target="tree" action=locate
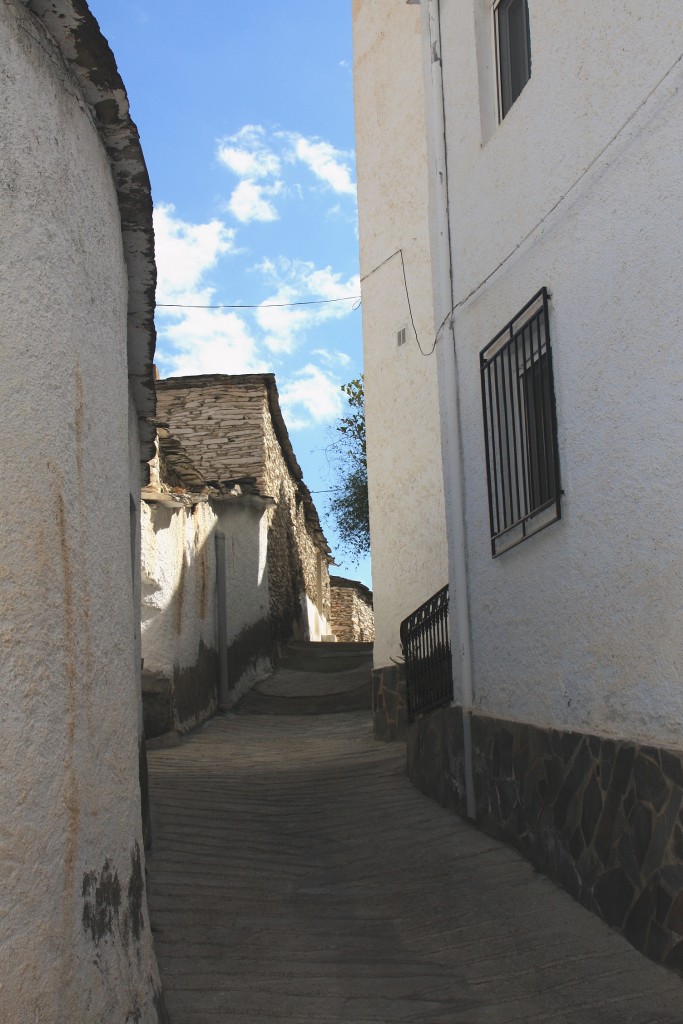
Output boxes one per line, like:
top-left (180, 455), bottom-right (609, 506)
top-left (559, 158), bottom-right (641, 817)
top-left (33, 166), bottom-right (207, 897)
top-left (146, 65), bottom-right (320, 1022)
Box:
top-left (328, 377), bottom-right (370, 561)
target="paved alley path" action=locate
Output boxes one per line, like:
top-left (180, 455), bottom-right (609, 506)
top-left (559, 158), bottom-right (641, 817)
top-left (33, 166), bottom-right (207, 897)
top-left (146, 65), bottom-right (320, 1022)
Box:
top-left (146, 668), bottom-right (683, 1024)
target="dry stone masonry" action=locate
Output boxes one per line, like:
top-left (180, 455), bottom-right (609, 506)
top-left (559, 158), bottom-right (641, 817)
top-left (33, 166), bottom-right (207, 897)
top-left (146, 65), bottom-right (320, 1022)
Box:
top-left (330, 575), bottom-right (375, 642)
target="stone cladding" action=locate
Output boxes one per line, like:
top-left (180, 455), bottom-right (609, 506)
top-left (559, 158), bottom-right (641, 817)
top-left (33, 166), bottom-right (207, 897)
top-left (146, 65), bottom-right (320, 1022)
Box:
top-left (408, 705), bottom-right (683, 972)
top-left (155, 374), bottom-right (331, 656)
top-left (330, 575), bottom-right (375, 643)
top-left (372, 665), bottom-right (407, 741)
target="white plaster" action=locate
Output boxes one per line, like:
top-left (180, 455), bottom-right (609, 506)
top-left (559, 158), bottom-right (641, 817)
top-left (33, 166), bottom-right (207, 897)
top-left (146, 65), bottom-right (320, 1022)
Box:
top-left (352, 0), bottom-right (449, 670)
top-left (141, 500), bottom-right (218, 679)
top-left (217, 503), bottom-right (270, 645)
top-left (304, 593), bottom-right (331, 643)
top-left (141, 494), bottom-right (273, 717)
top-left (0, 2), bottom-right (161, 1018)
top-left (428, 0), bottom-right (683, 747)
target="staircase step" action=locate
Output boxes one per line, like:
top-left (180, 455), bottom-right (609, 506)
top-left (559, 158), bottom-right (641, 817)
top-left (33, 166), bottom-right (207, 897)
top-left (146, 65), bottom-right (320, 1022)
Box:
top-left (285, 640), bottom-right (373, 656)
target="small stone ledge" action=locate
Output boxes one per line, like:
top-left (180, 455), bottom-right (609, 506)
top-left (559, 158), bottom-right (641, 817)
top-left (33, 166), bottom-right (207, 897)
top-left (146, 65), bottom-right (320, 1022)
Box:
top-left (372, 665), bottom-right (407, 742)
top-left (408, 705), bottom-right (683, 972)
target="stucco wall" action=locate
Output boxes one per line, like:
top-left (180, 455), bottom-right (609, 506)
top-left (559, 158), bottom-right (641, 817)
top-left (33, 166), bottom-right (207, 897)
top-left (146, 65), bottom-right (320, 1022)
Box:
top-left (0, 2), bottom-right (163, 1018)
top-left (141, 500), bottom-right (219, 732)
top-left (353, 0), bottom-right (448, 670)
top-left (216, 500), bottom-right (272, 697)
top-left (434, 0), bottom-right (683, 747)
top-left (141, 494), bottom-right (271, 730)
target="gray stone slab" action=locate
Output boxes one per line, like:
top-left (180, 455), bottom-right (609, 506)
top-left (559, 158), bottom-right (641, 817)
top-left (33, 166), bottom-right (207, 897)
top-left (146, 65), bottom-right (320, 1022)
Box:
top-left (147, 688), bottom-right (683, 1024)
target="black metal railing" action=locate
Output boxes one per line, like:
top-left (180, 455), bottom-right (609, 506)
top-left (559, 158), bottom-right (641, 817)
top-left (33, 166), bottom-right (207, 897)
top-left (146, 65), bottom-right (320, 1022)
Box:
top-left (400, 584), bottom-right (453, 722)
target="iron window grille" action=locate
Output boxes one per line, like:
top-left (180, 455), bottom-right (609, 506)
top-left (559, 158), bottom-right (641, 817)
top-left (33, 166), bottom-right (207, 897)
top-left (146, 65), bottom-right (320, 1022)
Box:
top-left (495, 0), bottom-right (531, 120)
top-left (480, 288), bottom-right (561, 556)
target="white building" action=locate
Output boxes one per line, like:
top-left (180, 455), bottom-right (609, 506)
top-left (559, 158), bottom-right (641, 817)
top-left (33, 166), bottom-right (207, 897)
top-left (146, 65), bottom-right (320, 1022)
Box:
top-left (0, 2), bottom-right (167, 1020)
top-left (353, 0), bottom-right (449, 740)
top-left (354, 0), bottom-right (683, 968)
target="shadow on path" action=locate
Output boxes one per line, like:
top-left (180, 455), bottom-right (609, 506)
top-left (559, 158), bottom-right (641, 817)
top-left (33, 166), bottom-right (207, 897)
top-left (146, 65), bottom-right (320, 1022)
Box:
top-left (146, 650), bottom-right (683, 1024)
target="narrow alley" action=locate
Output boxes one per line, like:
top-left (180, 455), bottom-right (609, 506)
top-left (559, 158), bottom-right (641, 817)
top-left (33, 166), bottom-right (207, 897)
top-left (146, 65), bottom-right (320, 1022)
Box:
top-left (146, 652), bottom-right (683, 1024)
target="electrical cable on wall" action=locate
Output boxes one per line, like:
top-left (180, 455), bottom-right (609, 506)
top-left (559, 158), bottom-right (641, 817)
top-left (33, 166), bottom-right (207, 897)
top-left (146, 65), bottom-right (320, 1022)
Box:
top-left (359, 48), bottom-right (683, 358)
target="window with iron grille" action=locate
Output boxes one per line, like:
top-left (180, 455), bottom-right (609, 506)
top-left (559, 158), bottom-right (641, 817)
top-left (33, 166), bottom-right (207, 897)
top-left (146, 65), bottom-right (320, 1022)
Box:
top-left (495, 0), bottom-right (531, 120)
top-left (480, 288), bottom-right (561, 556)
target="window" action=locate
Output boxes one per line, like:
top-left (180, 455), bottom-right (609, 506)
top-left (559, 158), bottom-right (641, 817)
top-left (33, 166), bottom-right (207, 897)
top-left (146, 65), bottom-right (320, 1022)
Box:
top-left (480, 288), bottom-right (561, 556)
top-left (495, 0), bottom-right (531, 119)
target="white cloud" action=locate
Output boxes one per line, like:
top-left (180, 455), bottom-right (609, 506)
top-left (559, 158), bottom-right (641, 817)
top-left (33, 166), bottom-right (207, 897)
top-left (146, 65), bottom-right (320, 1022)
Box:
top-left (290, 136), bottom-right (356, 197)
top-left (217, 125), bottom-right (284, 223)
top-left (312, 348), bottom-right (352, 368)
top-left (254, 258), bottom-right (360, 354)
top-left (159, 308), bottom-right (267, 378)
top-left (154, 202), bottom-right (266, 377)
top-left (279, 364), bottom-right (345, 431)
top-left (217, 125), bottom-right (282, 180)
top-left (154, 202), bottom-right (236, 303)
top-left (228, 180), bottom-right (281, 224)
top-left (153, 202), bottom-right (359, 382)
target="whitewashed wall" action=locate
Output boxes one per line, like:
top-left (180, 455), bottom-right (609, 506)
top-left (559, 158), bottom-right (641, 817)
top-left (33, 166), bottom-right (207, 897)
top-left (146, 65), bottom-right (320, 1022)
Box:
top-left (353, 0), bottom-right (448, 669)
top-left (141, 501), bottom-right (217, 679)
top-left (433, 0), bottom-right (683, 747)
top-left (0, 1), bottom-right (163, 1019)
top-left (141, 495), bottom-right (271, 719)
top-left (216, 501), bottom-right (272, 697)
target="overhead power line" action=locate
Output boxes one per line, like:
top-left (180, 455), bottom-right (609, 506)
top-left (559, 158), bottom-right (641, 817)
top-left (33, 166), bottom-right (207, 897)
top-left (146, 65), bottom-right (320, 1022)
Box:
top-left (157, 295), bottom-right (361, 310)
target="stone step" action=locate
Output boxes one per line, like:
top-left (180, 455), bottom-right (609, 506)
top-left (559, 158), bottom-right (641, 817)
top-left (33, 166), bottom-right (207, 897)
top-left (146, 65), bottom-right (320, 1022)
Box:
top-left (285, 640), bottom-right (373, 656)
top-left (280, 640), bottom-right (373, 674)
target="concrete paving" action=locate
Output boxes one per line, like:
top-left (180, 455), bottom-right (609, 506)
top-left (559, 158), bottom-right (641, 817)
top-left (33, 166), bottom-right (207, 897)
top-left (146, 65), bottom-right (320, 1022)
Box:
top-left (146, 662), bottom-right (683, 1024)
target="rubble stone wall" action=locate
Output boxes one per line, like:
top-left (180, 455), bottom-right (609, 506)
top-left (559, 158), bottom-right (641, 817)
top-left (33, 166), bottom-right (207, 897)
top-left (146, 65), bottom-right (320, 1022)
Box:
top-left (262, 406), bottom-right (331, 648)
top-left (330, 578), bottom-right (375, 642)
top-left (408, 706), bottom-right (683, 972)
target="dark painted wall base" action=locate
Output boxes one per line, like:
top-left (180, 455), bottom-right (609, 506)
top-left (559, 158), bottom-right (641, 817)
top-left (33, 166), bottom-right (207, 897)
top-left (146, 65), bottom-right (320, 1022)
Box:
top-left (408, 705), bottom-right (683, 972)
top-left (372, 665), bottom-right (407, 741)
top-left (227, 616), bottom-right (273, 691)
top-left (142, 641), bottom-right (218, 739)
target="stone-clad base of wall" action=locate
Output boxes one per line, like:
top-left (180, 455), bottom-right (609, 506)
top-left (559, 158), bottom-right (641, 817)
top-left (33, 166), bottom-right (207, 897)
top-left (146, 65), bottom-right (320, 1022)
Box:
top-left (408, 705), bottom-right (683, 972)
top-left (372, 665), bottom-right (407, 741)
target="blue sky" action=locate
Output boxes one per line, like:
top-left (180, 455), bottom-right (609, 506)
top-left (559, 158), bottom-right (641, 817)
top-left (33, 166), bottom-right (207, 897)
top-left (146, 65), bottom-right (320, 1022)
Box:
top-left (90, 0), bottom-right (370, 587)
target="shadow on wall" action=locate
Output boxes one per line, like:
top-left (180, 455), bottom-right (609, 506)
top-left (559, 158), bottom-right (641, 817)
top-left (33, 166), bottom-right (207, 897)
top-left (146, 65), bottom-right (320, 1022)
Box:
top-left (218, 497), bottom-right (272, 702)
top-left (266, 480), bottom-right (308, 657)
top-left (141, 497), bottom-right (272, 739)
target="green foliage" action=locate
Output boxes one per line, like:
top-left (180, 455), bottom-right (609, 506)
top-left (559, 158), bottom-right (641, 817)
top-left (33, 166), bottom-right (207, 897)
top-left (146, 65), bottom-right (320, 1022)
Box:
top-left (328, 377), bottom-right (370, 561)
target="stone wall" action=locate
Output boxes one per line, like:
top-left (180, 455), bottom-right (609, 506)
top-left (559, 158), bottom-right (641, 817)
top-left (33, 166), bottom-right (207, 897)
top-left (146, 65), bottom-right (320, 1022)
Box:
top-left (261, 383), bottom-right (332, 648)
top-left (330, 576), bottom-right (375, 642)
top-left (408, 706), bottom-right (683, 972)
top-left (151, 376), bottom-right (331, 671)
top-left (262, 409), bottom-right (331, 647)
top-left (372, 666), bottom-right (407, 742)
